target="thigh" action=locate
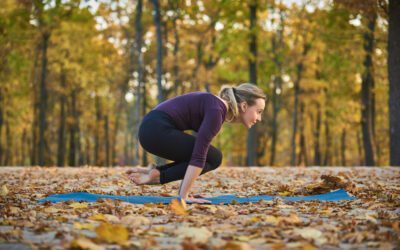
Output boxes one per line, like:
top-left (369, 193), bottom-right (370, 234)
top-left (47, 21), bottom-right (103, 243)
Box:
top-left (141, 125), bottom-right (221, 166)
top-left (143, 128), bottom-right (196, 162)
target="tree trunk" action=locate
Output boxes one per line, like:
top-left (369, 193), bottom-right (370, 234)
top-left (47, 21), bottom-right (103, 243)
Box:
top-left (135, 0), bottom-right (144, 166)
top-left (68, 89), bottom-right (79, 166)
top-left (142, 82), bottom-right (148, 166)
top-left (323, 118), bottom-right (331, 166)
top-left (191, 41), bottom-right (203, 90)
top-left (269, 77), bottom-right (279, 166)
top-left (357, 128), bottom-right (364, 166)
top-left (30, 43), bottom-right (41, 166)
top-left (341, 128), bottom-right (346, 166)
top-left (151, 0), bottom-right (165, 104)
top-left (360, 12), bottom-right (376, 166)
top-left (112, 100), bottom-right (123, 166)
top-left (247, 1), bottom-right (258, 166)
top-left (83, 136), bottom-right (90, 165)
top-left (269, 12), bottom-right (284, 166)
top-left (172, 14), bottom-right (180, 96)
top-left (0, 87), bottom-right (3, 165)
top-left (298, 102), bottom-right (308, 166)
top-left (104, 115), bottom-right (110, 167)
top-left (38, 31), bottom-right (50, 166)
top-left (57, 70), bottom-right (66, 166)
top-left (389, 0), bottom-right (400, 166)
top-left (290, 43), bottom-right (310, 166)
top-left (4, 122), bottom-right (12, 165)
top-left (21, 129), bottom-right (28, 165)
top-left (313, 103), bottom-right (322, 165)
top-left (94, 95), bottom-right (102, 166)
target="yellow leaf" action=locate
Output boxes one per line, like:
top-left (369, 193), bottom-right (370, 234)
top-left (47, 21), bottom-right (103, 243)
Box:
top-left (44, 207), bottom-right (60, 213)
top-left (74, 222), bottom-right (96, 230)
top-left (69, 202), bottom-right (89, 209)
top-left (169, 198), bottom-right (187, 215)
top-left (278, 191), bottom-right (291, 196)
top-left (89, 214), bottom-right (107, 222)
top-left (235, 235), bottom-right (251, 242)
top-left (1, 184), bottom-right (9, 196)
top-left (262, 215), bottom-right (279, 225)
top-left (95, 222), bottom-right (129, 244)
top-left (248, 216), bottom-right (261, 223)
top-left (103, 214), bottom-right (120, 223)
top-left (70, 236), bottom-right (105, 250)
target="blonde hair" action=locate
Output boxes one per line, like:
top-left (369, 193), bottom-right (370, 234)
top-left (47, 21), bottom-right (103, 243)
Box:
top-left (218, 83), bottom-right (266, 122)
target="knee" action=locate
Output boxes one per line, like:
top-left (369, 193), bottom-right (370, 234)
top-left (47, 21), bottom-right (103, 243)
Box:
top-left (211, 149), bottom-right (223, 169)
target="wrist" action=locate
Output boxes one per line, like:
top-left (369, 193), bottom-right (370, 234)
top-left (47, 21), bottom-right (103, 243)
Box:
top-left (178, 192), bottom-right (188, 199)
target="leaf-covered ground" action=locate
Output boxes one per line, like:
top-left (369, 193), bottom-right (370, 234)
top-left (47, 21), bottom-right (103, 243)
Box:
top-left (0, 166), bottom-right (399, 250)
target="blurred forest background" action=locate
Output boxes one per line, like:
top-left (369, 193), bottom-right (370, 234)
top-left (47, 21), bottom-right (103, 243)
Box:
top-left (0, 0), bottom-right (399, 168)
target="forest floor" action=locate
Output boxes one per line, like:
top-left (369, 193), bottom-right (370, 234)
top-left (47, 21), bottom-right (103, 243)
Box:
top-left (0, 166), bottom-right (399, 250)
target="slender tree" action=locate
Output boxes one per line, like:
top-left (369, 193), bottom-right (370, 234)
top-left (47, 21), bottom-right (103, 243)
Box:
top-left (360, 11), bottom-right (377, 166)
top-left (388, 0), bottom-right (400, 166)
top-left (151, 0), bottom-right (165, 103)
top-left (247, 0), bottom-right (258, 166)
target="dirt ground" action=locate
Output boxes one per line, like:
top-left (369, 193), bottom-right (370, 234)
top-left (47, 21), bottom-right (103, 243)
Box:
top-left (0, 166), bottom-right (399, 250)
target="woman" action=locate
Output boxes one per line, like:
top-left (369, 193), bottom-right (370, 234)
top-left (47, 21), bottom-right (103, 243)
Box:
top-left (126, 83), bottom-right (266, 204)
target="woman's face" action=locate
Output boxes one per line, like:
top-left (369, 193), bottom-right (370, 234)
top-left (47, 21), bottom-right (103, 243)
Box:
top-left (238, 98), bottom-right (265, 128)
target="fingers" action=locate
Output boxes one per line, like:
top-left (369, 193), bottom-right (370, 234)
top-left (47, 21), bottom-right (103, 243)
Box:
top-left (193, 194), bottom-right (207, 198)
top-left (188, 194), bottom-right (206, 198)
top-left (186, 198), bottom-right (211, 204)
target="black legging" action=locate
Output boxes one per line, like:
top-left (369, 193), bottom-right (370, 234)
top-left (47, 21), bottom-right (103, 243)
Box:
top-left (138, 110), bottom-right (223, 184)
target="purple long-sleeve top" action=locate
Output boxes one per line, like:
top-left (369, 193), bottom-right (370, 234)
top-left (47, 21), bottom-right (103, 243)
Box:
top-left (153, 92), bottom-right (227, 168)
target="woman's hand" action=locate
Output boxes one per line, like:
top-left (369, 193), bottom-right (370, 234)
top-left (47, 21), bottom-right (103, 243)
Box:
top-left (179, 194), bottom-right (211, 204)
top-left (188, 194), bottom-right (207, 199)
top-left (185, 197), bottom-right (211, 204)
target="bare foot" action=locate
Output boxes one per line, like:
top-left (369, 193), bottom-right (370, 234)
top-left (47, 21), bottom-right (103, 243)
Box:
top-left (126, 167), bottom-right (149, 175)
top-left (129, 169), bottom-right (160, 185)
top-left (126, 164), bottom-right (156, 175)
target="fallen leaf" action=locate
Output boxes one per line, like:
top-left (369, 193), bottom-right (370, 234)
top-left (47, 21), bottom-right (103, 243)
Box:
top-left (70, 236), bottom-right (105, 250)
top-left (44, 207), bottom-right (60, 213)
top-left (88, 214), bottom-right (108, 222)
top-left (175, 226), bottom-right (212, 244)
top-left (74, 222), bottom-right (96, 230)
top-left (103, 214), bottom-right (120, 223)
top-left (9, 206), bottom-right (20, 214)
top-left (95, 222), bottom-right (129, 244)
top-left (1, 184), bottom-right (9, 196)
top-left (69, 202), bottom-right (89, 209)
top-left (262, 215), bottom-right (279, 225)
top-left (293, 227), bottom-right (327, 245)
top-left (223, 241), bottom-right (253, 250)
top-left (120, 215), bottom-right (150, 227)
top-left (215, 207), bottom-right (238, 219)
top-left (170, 198), bottom-right (187, 215)
top-left (278, 191), bottom-right (292, 196)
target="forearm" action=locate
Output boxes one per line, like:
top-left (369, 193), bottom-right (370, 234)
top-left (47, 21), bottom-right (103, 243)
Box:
top-left (178, 165), bottom-right (202, 199)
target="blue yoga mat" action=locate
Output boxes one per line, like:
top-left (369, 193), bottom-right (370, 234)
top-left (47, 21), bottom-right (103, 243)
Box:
top-left (38, 189), bottom-right (355, 205)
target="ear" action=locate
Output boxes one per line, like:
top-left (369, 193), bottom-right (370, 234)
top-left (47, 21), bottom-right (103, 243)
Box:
top-left (240, 102), bottom-right (248, 112)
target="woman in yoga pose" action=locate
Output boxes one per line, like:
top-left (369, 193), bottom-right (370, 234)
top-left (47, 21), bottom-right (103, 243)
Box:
top-left (126, 83), bottom-right (266, 203)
